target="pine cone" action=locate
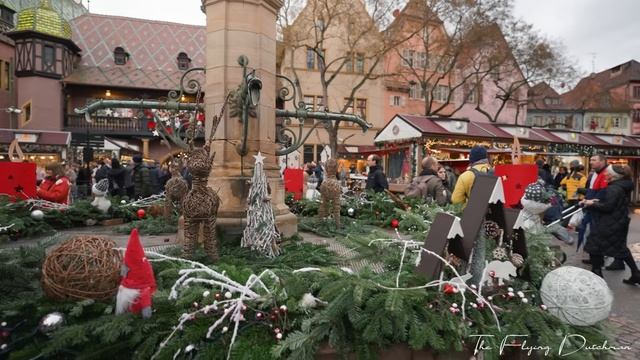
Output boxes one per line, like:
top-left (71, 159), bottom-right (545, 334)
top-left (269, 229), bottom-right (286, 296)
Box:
top-left (483, 221), bottom-right (500, 239)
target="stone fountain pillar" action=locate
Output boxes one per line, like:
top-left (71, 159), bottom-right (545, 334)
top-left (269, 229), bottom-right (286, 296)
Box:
top-left (201, 0), bottom-right (297, 237)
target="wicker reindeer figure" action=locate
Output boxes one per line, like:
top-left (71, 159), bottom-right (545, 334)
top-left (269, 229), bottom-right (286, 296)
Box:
top-left (318, 159), bottom-right (342, 227)
top-left (163, 160), bottom-right (189, 221)
top-left (181, 142), bottom-right (220, 259)
top-left (179, 111), bottom-right (223, 260)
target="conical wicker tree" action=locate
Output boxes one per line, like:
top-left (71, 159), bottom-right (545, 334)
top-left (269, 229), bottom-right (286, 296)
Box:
top-left (241, 152), bottom-right (280, 258)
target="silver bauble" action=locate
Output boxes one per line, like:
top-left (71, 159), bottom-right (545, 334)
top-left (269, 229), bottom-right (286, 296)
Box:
top-left (38, 312), bottom-right (65, 335)
top-left (30, 209), bottom-right (45, 220)
top-left (347, 208), bottom-right (355, 217)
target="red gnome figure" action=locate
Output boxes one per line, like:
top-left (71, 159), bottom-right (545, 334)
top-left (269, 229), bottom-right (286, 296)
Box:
top-left (116, 228), bottom-right (156, 318)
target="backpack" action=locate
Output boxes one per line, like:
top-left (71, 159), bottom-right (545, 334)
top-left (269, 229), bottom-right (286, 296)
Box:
top-left (405, 174), bottom-right (439, 201)
top-left (466, 167), bottom-right (496, 201)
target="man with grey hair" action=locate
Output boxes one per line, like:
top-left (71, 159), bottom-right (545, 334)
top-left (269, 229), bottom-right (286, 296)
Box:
top-left (405, 156), bottom-right (448, 206)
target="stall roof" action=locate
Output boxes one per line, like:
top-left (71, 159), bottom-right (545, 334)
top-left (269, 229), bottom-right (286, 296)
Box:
top-left (0, 129), bottom-right (71, 146)
top-left (375, 114), bottom-right (640, 151)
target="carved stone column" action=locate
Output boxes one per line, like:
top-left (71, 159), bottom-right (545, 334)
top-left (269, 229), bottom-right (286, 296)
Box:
top-left (202, 0), bottom-right (297, 236)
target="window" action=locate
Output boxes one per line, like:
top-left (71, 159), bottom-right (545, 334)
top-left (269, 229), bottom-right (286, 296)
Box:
top-left (416, 52), bottom-right (427, 69)
top-left (114, 47), bottom-right (128, 65)
top-left (355, 53), bottom-right (365, 73)
top-left (21, 101), bottom-right (31, 127)
top-left (433, 85), bottom-right (450, 103)
top-left (177, 52), bottom-right (191, 70)
top-left (544, 97), bottom-right (560, 105)
top-left (356, 99), bottom-right (367, 119)
top-left (343, 97), bottom-right (367, 124)
top-left (345, 52), bottom-right (353, 72)
top-left (306, 48), bottom-right (315, 69)
top-left (464, 84), bottom-right (478, 103)
top-left (534, 116), bottom-right (543, 126)
top-left (633, 86), bottom-right (640, 99)
top-left (435, 56), bottom-right (451, 73)
top-left (303, 144), bottom-right (314, 164)
top-left (564, 115), bottom-right (574, 129)
top-left (345, 52), bottom-right (365, 73)
top-left (42, 45), bottom-right (55, 70)
top-left (302, 95), bottom-right (325, 124)
top-left (392, 95), bottom-right (402, 106)
top-left (306, 48), bottom-right (325, 70)
top-left (0, 60), bottom-right (9, 91)
top-left (409, 83), bottom-right (425, 100)
top-left (402, 49), bottom-right (414, 67)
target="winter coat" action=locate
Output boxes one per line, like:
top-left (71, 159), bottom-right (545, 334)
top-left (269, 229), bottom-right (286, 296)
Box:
top-left (365, 165), bottom-right (388, 193)
top-left (37, 176), bottom-right (70, 204)
top-left (584, 178), bottom-right (633, 258)
top-left (133, 163), bottom-right (152, 199)
top-left (109, 167), bottom-right (126, 196)
top-left (148, 165), bottom-right (162, 194)
top-left (451, 163), bottom-right (491, 206)
top-left (405, 170), bottom-right (449, 206)
top-left (95, 165), bottom-right (110, 183)
top-left (560, 171), bottom-right (587, 201)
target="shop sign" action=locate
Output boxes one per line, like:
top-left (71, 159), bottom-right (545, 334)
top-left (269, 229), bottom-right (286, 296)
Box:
top-left (14, 133), bottom-right (39, 143)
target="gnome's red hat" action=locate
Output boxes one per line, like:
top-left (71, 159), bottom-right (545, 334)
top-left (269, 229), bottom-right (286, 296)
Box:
top-left (121, 228), bottom-right (156, 290)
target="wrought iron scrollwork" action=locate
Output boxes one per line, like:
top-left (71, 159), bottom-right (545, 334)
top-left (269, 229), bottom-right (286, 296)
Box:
top-left (167, 67), bottom-right (206, 102)
top-left (274, 74), bottom-right (373, 156)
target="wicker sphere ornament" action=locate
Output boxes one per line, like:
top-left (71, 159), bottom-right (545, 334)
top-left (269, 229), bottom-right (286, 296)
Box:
top-left (30, 209), bottom-right (45, 220)
top-left (540, 266), bottom-right (613, 326)
top-left (510, 253), bottom-right (525, 268)
top-left (41, 235), bottom-right (122, 301)
top-left (137, 209), bottom-right (146, 219)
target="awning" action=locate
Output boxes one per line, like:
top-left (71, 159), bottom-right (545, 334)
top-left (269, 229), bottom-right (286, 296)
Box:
top-left (0, 128), bottom-right (71, 146)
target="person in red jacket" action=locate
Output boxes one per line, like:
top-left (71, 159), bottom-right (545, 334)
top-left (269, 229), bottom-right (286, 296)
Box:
top-left (37, 162), bottom-right (70, 204)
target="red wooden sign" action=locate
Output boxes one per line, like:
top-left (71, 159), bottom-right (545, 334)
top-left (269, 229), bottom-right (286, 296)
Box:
top-left (494, 164), bottom-right (538, 207)
top-left (0, 162), bottom-right (37, 201)
top-left (283, 168), bottom-right (304, 200)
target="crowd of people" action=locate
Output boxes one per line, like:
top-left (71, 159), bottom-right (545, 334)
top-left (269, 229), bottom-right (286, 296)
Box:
top-left (347, 145), bottom-right (639, 285)
top-left (34, 155), bottom-right (191, 206)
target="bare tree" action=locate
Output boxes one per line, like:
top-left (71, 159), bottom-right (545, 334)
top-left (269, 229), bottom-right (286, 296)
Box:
top-left (465, 12), bottom-right (579, 123)
top-left (279, 0), bottom-right (407, 154)
top-left (387, 0), bottom-right (512, 117)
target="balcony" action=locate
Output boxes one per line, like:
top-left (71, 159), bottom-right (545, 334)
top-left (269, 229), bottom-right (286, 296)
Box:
top-left (65, 114), bottom-right (152, 135)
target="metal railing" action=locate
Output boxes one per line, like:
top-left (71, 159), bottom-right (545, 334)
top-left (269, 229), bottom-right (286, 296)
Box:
top-left (65, 114), bottom-right (151, 134)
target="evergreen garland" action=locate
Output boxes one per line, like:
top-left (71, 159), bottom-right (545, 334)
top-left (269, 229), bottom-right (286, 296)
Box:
top-left (0, 208), bottom-right (615, 360)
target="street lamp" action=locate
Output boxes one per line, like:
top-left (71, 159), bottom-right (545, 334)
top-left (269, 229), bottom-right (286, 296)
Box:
top-left (3, 106), bottom-right (22, 129)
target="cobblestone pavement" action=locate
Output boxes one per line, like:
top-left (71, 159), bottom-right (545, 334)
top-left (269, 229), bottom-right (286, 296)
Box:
top-left (555, 214), bottom-right (640, 358)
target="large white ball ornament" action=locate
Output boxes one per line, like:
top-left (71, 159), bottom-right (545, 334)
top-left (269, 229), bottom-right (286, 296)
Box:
top-left (31, 209), bottom-right (45, 220)
top-left (540, 266), bottom-right (613, 326)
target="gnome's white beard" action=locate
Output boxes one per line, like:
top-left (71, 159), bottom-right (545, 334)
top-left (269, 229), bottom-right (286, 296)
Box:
top-left (116, 285), bottom-right (140, 315)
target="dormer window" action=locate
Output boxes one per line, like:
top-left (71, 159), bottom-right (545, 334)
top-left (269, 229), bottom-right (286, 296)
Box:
top-left (177, 52), bottom-right (191, 70)
top-left (114, 47), bottom-right (128, 65)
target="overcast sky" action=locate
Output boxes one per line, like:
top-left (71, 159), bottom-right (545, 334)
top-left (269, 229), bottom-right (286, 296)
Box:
top-left (87, 0), bottom-right (639, 75)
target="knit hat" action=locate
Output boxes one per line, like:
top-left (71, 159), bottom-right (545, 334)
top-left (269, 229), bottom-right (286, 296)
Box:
top-left (469, 146), bottom-right (488, 164)
top-left (133, 154), bottom-right (143, 163)
top-left (92, 178), bottom-right (109, 196)
top-left (121, 228), bottom-right (156, 290)
top-left (523, 182), bottom-right (550, 203)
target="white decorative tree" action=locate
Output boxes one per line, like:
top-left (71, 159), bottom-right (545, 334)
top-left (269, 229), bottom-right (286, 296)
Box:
top-left (241, 152), bottom-right (281, 257)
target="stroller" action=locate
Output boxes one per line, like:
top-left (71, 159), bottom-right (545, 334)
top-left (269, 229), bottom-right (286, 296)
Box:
top-left (542, 188), bottom-right (576, 246)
